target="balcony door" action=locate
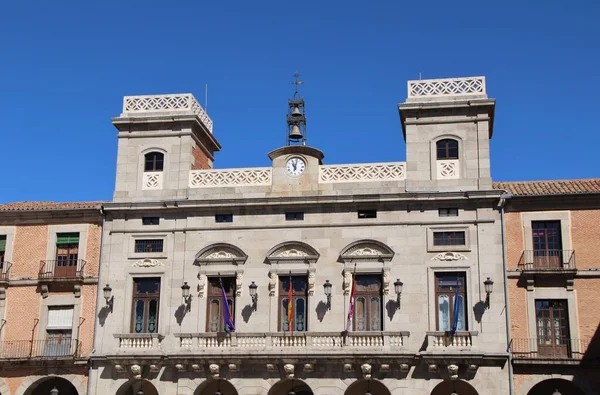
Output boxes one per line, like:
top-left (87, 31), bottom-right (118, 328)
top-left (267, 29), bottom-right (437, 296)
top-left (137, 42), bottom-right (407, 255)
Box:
top-left (532, 221), bottom-right (562, 268)
top-left (535, 299), bottom-right (570, 358)
top-left (55, 233), bottom-right (79, 277)
top-left (44, 306), bottom-right (74, 357)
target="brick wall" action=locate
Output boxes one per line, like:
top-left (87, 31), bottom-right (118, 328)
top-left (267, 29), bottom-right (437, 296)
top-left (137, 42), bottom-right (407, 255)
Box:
top-left (11, 225), bottom-right (48, 277)
top-left (3, 286), bottom-right (41, 342)
top-left (192, 142), bottom-right (212, 170)
top-left (571, 209), bottom-right (600, 270)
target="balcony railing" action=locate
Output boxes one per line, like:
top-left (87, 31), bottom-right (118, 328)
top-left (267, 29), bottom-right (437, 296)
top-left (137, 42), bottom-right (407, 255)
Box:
top-left (518, 250), bottom-right (576, 271)
top-left (38, 260), bottom-right (86, 280)
top-left (511, 338), bottom-right (593, 361)
top-left (0, 338), bottom-right (80, 359)
top-left (0, 261), bottom-right (12, 281)
top-left (175, 331), bottom-right (409, 353)
top-left (114, 333), bottom-right (164, 350)
top-left (426, 331), bottom-right (478, 351)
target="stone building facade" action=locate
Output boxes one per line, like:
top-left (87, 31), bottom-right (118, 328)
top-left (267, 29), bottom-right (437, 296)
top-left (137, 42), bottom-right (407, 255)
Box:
top-left (496, 179), bottom-right (600, 395)
top-left (0, 202), bottom-right (102, 395)
top-left (88, 77), bottom-right (510, 395)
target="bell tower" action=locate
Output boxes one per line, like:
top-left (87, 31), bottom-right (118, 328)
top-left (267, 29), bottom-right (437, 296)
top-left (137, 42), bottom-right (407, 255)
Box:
top-left (268, 73), bottom-right (324, 191)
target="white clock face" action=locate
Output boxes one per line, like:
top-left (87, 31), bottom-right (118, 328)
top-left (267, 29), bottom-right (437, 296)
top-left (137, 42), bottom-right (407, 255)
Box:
top-left (285, 157), bottom-right (306, 177)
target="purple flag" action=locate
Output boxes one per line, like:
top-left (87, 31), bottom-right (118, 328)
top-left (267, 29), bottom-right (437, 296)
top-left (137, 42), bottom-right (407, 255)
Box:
top-left (220, 280), bottom-right (235, 333)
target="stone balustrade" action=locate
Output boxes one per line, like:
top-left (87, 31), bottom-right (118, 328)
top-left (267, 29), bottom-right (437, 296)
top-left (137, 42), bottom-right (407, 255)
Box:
top-left (319, 162), bottom-right (406, 183)
top-left (175, 331), bottom-right (408, 353)
top-left (114, 334), bottom-right (164, 350)
top-left (425, 331), bottom-right (478, 351)
top-left (407, 76), bottom-right (486, 98)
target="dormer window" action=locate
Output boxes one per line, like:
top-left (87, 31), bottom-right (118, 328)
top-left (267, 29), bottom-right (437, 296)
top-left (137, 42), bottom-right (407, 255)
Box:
top-left (144, 152), bottom-right (164, 172)
top-left (436, 139), bottom-right (459, 160)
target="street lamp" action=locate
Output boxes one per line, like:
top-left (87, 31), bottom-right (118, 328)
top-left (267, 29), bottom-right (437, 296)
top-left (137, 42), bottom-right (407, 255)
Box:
top-left (103, 284), bottom-right (113, 311)
top-left (394, 279), bottom-right (404, 308)
top-left (323, 280), bottom-right (332, 310)
top-left (181, 282), bottom-right (192, 311)
top-left (249, 281), bottom-right (258, 311)
top-left (484, 277), bottom-right (494, 309)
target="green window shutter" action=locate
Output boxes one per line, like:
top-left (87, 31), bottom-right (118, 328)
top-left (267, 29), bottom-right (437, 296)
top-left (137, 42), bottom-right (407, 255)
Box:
top-left (56, 233), bottom-right (80, 245)
top-left (0, 236), bottom-right (6, 252)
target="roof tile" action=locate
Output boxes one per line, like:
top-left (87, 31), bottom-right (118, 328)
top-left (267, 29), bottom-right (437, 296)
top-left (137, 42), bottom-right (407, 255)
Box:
top-left (0, 201), bottom-right (103, 212)
top-left (493, 179), bottom-right (600, 196)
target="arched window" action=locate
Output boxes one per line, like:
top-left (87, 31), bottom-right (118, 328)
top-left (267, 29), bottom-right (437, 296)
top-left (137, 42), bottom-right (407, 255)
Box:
top-left (144, 152), bottom-right (164, 172)
top-left (436, 139), bottom-right (459, 160)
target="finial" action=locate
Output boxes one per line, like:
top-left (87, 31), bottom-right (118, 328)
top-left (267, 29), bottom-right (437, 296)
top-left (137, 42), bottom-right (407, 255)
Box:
top-left (290, 72), bottom-right (304, 98)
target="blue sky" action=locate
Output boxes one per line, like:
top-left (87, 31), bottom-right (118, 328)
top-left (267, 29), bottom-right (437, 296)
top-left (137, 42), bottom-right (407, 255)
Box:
top-left (1, 0), bottom-right (598, 203)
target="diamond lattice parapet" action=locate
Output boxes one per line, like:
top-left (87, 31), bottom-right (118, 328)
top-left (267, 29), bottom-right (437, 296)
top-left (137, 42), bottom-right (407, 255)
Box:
top-left (319, 162), bottom-right (406, 183)
top-left (407, 77), bottom-right (486, 101)
top-left (121, 93), bottom-right (213, 133)
top-left (189, 168), bottom-right (272, 188)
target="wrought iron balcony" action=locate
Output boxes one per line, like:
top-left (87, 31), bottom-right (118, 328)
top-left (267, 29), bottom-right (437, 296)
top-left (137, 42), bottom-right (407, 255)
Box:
top-left (0, 261), bottom-right (12, 282)
top-left (0, 338), bottom-right (80, 360)
top-left (510, 338), bottom-right (596, 362)
top-left (38, 259), bottom-right (86, 280)
top-left (517, 250), bottom-right (576, 271)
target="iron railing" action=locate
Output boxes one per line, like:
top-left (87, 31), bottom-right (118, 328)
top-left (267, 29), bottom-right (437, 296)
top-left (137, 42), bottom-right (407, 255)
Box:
top-left (0, 261), bottom-right (12, 281)
top-left (38, 259), bottom-right (86, 279)
top-left (511, 338), bottom-right (592, 360)
top-left (0, 338), bottom-right (80, 359)
top-left (517, 250), bottom-right (576, 271)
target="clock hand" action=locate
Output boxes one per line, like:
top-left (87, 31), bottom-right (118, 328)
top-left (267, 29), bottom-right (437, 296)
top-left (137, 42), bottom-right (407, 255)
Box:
top-left (292, 160), bottom-right (297, 171)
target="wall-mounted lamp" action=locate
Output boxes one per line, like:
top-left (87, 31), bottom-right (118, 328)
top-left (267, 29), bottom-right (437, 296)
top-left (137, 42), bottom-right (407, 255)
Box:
top-left (484, 277), bottom-right (494, 309)
top-left (323, 280), bottom-right (332, 310)
top-left (181, 282), bottom-right (192, 311)
top-left (50, 387), bottom-right (59, 395)
top-left (103, 284), bottom-right (113, 312)
top-left (249, 281), bottom-right (258, 311)
top-left (394, 279), bottom-right (404, 309)
top-left (552, 390), bottom-right (561, 395)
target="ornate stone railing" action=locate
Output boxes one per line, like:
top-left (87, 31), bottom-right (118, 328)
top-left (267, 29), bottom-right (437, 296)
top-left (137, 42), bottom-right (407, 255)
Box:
top-left (142, 172), bottom-right (163, 190)
top-left (189, 168), bottom-right (272, 188)
top-left (122, 93), bottom-right (213, 133)
top-left (175, 331), bottom-right (408, 352)
top-left (408, 77), bottom-right (486, 98)
top-left (436, 159), bottom-right (460, 180)
top-left (426, 331), bottom-right (478, 351)
top-left (319, 162), bottom-right (406, 183)
top-left (114, 334), bottom-right (164, 350)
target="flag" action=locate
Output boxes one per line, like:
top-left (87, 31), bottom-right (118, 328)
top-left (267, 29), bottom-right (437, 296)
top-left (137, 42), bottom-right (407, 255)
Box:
top-left (450, 276), bottom-right (460, 335)
top-left (287, 276), bottom-right (294, 332)
top-left (345, 274), bottom-right (356, 332)
top-left (220, 279), bottom-right (235, 333)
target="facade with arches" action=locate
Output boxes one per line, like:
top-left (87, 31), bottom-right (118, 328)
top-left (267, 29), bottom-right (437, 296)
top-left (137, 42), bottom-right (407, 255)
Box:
top-left (88, 77), bottom-right (510, 395)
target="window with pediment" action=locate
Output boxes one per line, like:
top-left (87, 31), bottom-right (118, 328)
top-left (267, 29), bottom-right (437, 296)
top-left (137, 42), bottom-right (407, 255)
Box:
top-left (338, 240), bottom-right (394, 297)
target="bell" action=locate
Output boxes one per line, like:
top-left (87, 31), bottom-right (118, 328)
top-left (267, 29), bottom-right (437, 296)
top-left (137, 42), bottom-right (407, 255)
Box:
top-left (291, 105), bottom-right (302, 117)
top-left (289, 124), bottom-right (303, 140)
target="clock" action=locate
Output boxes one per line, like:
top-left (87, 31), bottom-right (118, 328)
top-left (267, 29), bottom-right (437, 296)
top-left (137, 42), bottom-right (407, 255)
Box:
top-left (285, 157), bottom-right (306, 177)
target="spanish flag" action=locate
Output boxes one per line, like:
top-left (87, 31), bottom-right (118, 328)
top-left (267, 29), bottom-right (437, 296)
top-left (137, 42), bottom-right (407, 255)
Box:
top-left (287, 276), bottom-right (294, 332)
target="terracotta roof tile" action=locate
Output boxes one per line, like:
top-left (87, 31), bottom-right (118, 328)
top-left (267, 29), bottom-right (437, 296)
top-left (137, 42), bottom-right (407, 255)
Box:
top-left (0, 201), bottom-right (104, 212)
top-left (493, 179), bottom-right (600, 196)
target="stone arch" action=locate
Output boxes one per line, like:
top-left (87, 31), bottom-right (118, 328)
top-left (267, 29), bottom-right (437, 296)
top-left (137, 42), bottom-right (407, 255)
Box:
top-left (526, 378), bottom-right (585, 395)
top-left (195, 243), bottom-right (248, 266)
top-left (193, 378), bottom-right (239, 395)
top-left (431, 380), bottom-right (479, 395)
top-left (116, 379), bottom-right (159, 395)
top-left (268, 379), bottom-right (313, 395)
top-left (16, 375), bottom-right (84, 395)
top-left (0, 377), bottom-right (11, 395)
top-left (265, 241), bottom-right (320, 264)
top-left (344, 379), bottom-right (391, 395)
top-left (339, 239), bottom-right (395, 263)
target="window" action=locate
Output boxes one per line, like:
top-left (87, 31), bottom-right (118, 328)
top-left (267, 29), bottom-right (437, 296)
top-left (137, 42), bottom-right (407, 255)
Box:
top-left (0, 235), bottom-right (5, 270)
top-left (535, 300), bottom-right (570, 357)
top-left (144, 152), bottom-right (164, 172)
top-left (433, 231), bottom-right (466, 246)
top-left (435, 272), bottom-right (467, 331)
top-left (354, 275), bottom-right (383, 331)
top-left (45, 306), bottom-right (74, 357)
top-left (438, 208), bottom-right (459, 217)
top-left (55, 233), bottom-right (79, 277)
top-left (131, 278), bottom-right (161, 333)
top-left (436, 139), bottom-right (459, 160)
top-left (532, 221), bottom-right (563, 268)
top-left (285, 212), bottom-right (304, 221)
top-left (358, 210), bottom-right (377, 219)
top-left (134, 239), bottom-right (163, 253)
top-left (142, 217), bottom-right (160, 225)
top-left (279, 276), bottom-right (308, 332)
top-left (206, 277), bottom-right (235, 332)
top-left (215, 214), bottom-right (233, 223)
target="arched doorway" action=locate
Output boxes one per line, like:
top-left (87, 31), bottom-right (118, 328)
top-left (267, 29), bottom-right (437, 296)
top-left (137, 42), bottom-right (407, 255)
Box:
top-left (344, 379), bottom-right (391, 395)
top-left (116, 379), bottom-right (159, 395)
top-left (431, 380), bottom-right (479, 395)
top-left (268, 379), bottom-right (313, 395)
top-left (24, 377), bottom-right (78, 395)
top-left (194, 379), bottom-right (238, 395)
top-left (527, 379), bottom-right (585, 395)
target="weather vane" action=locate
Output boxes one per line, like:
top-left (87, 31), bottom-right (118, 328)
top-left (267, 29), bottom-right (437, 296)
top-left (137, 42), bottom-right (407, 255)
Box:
top-left (290, 72), bottom-right (303, 97)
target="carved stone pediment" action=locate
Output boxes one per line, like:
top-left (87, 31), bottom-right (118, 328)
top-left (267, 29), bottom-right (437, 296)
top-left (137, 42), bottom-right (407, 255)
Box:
top-left (265, 242), bottom-right (319, 265)
top-left (431, 252), bottom-right (468, 261)
top-left (339, 240), bottom-right (394, 263)
top-left (132, 259), bottom-right (164, 267)
top-left (195, 243), bottom-right (248, 266)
